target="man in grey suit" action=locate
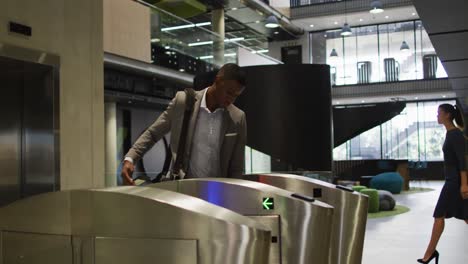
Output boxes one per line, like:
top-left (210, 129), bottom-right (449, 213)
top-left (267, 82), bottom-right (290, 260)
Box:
top-left (121, 63), bottom-right (247, 185)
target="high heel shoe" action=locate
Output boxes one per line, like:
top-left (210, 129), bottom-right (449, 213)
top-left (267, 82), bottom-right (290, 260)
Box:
top-left (417, 250), bottom-right (439, 264)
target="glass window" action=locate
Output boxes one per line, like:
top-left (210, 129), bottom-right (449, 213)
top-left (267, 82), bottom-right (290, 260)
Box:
top-left (326, 30), bottom-right (344, 86)
top-left (343, 28), bottom-right (358, 85)
top-left (334, 100), bottom-right (455, 161)
top-left (312, 20), bottom-right (447, 85)
top-left (356, 25), bottom-right (379, 84)
top-left (349, 125), bottom-right (381, 159)
top-left (333, 142), bottom-right (349, 160)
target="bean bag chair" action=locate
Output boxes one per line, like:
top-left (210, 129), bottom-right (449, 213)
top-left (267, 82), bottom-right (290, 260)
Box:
top-left (370, 172), bottom-right (403, 194)
top-left (352, 185), bottom-right (367, 193)
top-left (361, 188), bottom-right (379, 213)
top-left (378, 190), bottom-right (396, 211)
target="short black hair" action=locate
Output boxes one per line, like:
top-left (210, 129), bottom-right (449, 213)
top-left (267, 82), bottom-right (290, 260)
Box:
top-left (218, 63), bottom-right (246, 87)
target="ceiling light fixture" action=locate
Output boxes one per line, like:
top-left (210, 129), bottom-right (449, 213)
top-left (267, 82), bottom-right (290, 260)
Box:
top-left (359, 18), bottom-right (364, 22)
top-left (400, 41), bottom-right (410, 51)
top-left (225, 37), bottom-right (245, 42)
top-left (188, 41), bottom-right (213, 47)
top-left (161, 22), bottom-right (211, 32)
top-left (188, 37), bottom-right (245, 47)
top-left (341, 23), bottom-right (352, 36)
top-left (330, 48), bottom-right (338, 57)
top-left (199, 53), bottom-right (238, 60)
top-left (385, 15), bottom-right (389, 19)
top-left (310, 24), bottom-right (314, 27)
top-left (232, 7), bottom-right (238, 11)
top-left (370, 0), bottom-right (384, 14)
top-left (334, 21), bottom-right (338, 25)
top-left (265, 15), bottom-right (279, 28)
top-left (151, 38), bottom-right (160, 43)
top-left (274, 31), bottom-right (279, 35)
top-left (341, 0), bottom-right (352, 36)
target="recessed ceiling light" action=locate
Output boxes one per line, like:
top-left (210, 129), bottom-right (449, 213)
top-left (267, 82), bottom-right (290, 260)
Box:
top-left (310, 24), bottom-right (314, 27)
top-left (179, 69), bottom-right (185, 72)
top-left (274, 31), bottom-right (279, 34)
top-left (165, 46), bottom-right (170, 49)
top-left (232, 7), bottom-right (238, 11)
top-left (359, 18), bottom-right (363, 22)
top-left (385, 15), bottom-right (389, 19)
top-left (412, 12), bottom-right (416, 16)
top-left (361, 100), bottom-right (366, 103)
top-left (415, 97), bottom-right (418, 100)
top-left (255, 20), bottom-right (260, 23)
top-left (442, 95), bottom-right (446, 98)
top-left (334, 21), bottom-right (338, 25)
top-left (197, 39), bottom-right (200, 41)
top-left (151, 38), bottom-right (160, 43)
top-left (324, 34), bottom-right (328, 37)
top-left (337, 101), bottom-right (340, 104)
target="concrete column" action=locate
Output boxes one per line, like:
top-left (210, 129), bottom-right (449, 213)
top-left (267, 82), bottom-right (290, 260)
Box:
top-left (212, 8), bottom-right (225, 66)
top-left (105, 102), bottom-right (118, 187)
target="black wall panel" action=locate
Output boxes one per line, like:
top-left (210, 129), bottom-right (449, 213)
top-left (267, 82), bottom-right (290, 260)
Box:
top-left (236, 64), bottom-right (332, 171)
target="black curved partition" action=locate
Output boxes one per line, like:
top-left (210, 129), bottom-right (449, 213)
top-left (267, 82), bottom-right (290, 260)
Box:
top-left (236, 64), bottom-right (332, 171)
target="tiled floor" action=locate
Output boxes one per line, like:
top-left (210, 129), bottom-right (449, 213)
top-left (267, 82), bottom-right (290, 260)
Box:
top-left (362, 181), bottom-right (468, 264)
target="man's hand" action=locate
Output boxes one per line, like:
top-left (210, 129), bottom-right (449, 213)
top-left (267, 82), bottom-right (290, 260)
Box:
top-left (461, 185), bottom-right (468, 199)
top-left (121, 160), bottom-right (135, 185)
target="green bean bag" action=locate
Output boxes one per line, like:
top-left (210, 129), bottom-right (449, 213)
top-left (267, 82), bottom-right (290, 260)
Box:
top-left (370, 172), bottom-right (404, 194)
top-left (352, 185), bottom-right (367, 193)
top-left (361, 188), bottom-right (380, 213)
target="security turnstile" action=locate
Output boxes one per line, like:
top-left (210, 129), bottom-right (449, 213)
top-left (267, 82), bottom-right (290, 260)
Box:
top-left (238, 173), bottom-right (369, 264)
top-left (149, 178), bottom-right (334, 264)
top-left (0, 187), bottom-right (270, 264)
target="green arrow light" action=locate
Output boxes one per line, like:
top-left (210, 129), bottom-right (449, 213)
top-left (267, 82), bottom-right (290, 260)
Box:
top-left (262, 197), bottom-right (274, 210)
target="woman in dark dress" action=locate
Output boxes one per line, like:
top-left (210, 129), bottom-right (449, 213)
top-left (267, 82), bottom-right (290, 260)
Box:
top-left (418, 104), bottom-right (468, 264)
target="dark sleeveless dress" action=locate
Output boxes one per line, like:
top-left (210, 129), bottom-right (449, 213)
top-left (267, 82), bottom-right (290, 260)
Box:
top-left (433, 129), bottom-right (468, 219)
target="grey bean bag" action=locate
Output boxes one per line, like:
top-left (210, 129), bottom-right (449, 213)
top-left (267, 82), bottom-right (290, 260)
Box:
top-left (378, 190), bottom-right (396, 211)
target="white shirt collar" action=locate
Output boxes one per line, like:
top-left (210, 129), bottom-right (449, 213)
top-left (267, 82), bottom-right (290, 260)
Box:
top-left (201, 87), bottom-right (223, 113)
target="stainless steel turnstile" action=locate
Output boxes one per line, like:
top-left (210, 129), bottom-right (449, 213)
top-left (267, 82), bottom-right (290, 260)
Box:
top-left (149, 178), bottom-right (334, 264)
top-left (238, 173), bottom-right (369, 264)
top-left (0, 187), bottom-right (270, 264)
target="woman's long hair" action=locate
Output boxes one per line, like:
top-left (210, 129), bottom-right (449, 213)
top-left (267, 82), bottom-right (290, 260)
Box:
top-left (439, 103), bottom-right (464, 128)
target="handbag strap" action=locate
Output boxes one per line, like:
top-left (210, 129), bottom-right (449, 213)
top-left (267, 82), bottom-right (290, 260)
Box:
top-left (170, 88), bottom-right (196, 179)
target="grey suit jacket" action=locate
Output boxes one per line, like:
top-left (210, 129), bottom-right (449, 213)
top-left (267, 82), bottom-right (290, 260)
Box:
top-left (125, 88), bottom-right (247, 179)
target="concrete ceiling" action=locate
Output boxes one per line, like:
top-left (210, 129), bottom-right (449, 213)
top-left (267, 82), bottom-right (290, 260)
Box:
top-left (412, 0), bottom-right (468, 111)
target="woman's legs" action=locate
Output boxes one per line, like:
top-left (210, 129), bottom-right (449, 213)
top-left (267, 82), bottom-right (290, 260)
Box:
top-left (423, 217), bottom-right (445, 260)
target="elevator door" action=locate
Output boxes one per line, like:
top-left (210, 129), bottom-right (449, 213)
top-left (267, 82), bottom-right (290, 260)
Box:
top-left (0, 56), bottom-right (58, 207)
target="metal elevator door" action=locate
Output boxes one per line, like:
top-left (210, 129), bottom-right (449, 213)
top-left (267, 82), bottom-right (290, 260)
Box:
top-left (0, 55), bottom-right (58, 207)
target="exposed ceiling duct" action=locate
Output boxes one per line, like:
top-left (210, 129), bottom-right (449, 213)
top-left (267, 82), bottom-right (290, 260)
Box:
top-left (244, 0), bottom-right (304, 37)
